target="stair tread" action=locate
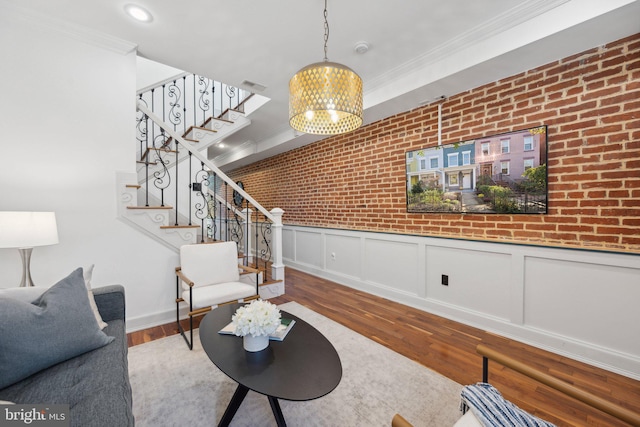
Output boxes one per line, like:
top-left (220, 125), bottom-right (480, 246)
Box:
top-left (147, 147), bottom-right (177, 153)
top-left (203, 116), bottom-right (233, 126)
top-left (136, 160), bottom-right (158, 165)
top-left (236, 93), bottom-right (254, 110)
top-left (184, 125), bottom-right (217, 135)
top-left (219, 108), bottom-right (243, 118)
top-left (125, 184), bottom-right (141, 189)
top-left (140, 146), bottom-right (174, 161)
top-left (160, 225), bottom-right (200, 229)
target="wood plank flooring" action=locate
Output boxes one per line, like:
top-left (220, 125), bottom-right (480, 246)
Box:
top-left (128, 267), bottom-right (640, 427)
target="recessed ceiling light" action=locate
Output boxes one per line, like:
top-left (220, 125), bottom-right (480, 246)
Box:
top-left (124, 4), bottom-right (153, 23)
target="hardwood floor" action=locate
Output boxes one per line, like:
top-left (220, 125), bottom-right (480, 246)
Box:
top-left (128, 267), bottom-right (640, 427)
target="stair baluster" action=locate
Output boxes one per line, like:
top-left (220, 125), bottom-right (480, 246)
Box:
top-left (124, 75), bottom-right (284, 297)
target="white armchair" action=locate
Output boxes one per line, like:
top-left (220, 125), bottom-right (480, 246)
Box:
top-left (175, 241), bottom-right (260, 349)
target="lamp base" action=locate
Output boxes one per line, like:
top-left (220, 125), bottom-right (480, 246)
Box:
top-left (18, 247), bottom-right (35, 287)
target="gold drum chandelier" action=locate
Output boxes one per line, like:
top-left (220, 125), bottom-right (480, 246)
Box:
top-left (289, 0), bottom-right (363, 135)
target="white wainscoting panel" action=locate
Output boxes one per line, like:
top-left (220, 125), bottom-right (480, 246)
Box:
top-left (364, 238), bottom-right (420, 296)
top-left (523, 256), bottom-right (640, 357)
top-left (293, 229), bottom-right (324, 269)
top-left (282, 225), bottom-right (640, 380)
top-left (425, 246), bottom-right (512, 321)
top-left (325, 233), bottom-right (362, 279)
top-left (282, 228), bottom-right (295, 261)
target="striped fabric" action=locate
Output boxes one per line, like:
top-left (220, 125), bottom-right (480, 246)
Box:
top-left (461, 383), bottom-right (556, 427)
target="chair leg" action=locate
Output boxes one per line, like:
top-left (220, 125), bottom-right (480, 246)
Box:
top-left (176, 277), bottom-right (194, 350)
top-left (189, 311), bottom-right (193, 350)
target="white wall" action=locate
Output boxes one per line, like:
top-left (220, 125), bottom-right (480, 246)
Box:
top-left (136, 57), bottom-right (184, 92)
top-left (0, 4), bottom-right (179, 331)
top-left (283, 225), bottom-right (640, 380)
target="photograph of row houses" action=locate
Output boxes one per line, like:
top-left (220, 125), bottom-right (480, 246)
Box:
top-left (406, 126), bottom-right (547, 214)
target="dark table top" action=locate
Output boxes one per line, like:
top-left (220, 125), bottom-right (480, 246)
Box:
top-left (199, 303), bottom-right (342, 401)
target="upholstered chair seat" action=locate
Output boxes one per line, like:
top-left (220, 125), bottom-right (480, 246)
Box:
top-left (175, 241), bottom-right (260, 349)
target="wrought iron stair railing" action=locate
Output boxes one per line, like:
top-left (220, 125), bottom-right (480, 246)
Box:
top-left (134, 101), bottom-right (284, 284)
top-left (136, 72), bottom-right (252, 163)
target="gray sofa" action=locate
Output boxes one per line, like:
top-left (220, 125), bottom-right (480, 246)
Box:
top-left (0, 285), bottom-right (134, 427)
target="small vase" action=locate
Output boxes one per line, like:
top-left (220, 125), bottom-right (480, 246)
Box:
top-left (243, 334), bottom-right (269, 352)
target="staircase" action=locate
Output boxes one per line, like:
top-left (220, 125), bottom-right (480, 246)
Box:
top-left (117, 73), bottom-right (284, 299)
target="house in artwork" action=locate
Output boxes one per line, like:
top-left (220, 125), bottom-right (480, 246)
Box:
top-left (406, 148), bottom-right (444, 192)
top-left (442, 141), bottom-right (476, 191)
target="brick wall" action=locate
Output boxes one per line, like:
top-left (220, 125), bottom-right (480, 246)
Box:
top-left (230, 34), bottom-right (640, 254)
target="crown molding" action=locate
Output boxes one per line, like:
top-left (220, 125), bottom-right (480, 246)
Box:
top-left (0, 0), bottom-right (137, 55)
top-left (365, 0), bottom-right (570, 94)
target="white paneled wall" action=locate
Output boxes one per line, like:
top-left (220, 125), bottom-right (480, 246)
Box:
top-left (425, 246), bottom-right (512, 321)
top-left (523, 257), bottom-right (639, 357)
top-left (283, 225), bottom-right (640, 380)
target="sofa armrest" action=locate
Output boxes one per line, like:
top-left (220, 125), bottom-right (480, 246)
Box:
top-left (92, 285), bottom-right (126, 323)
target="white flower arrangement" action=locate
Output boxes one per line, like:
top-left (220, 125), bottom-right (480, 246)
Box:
top-left (232, 299), bottom-right (281, 337)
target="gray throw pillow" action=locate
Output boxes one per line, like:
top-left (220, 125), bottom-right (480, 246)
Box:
top-left (0, 268), bottom-right (114, 389)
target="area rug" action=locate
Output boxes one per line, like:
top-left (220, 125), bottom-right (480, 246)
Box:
top-left (128, 302), bottom-right (464, 426)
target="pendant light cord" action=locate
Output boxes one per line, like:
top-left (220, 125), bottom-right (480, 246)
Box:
top-left (323, 0), bottom-right (329, 61)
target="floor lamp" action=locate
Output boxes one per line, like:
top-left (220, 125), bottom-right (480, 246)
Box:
top-left (0, 212), bottom-right (59, 287)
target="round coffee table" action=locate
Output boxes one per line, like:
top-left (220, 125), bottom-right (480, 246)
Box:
top-left (199, 303), bottom-right (342, 427)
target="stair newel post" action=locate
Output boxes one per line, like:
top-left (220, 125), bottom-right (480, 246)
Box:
top-left (258, 212), bottom-right (272, 283)
top-left (269, 208), bottom-right (285, 282)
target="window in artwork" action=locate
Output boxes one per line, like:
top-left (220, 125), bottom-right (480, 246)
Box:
top-left (524, 158), bottom-right (534, 171)
top-left (462, 151), bottom-right (471, 165)
top-left (501, 139), bottom-right (510, 154)
top-left (501, 161), bottom-right (510, 175)
top-left (523, 135), bottom-right (534, 151)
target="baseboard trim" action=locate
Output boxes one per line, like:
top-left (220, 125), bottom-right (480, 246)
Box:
top-left (285, 260), bottom-right (640, 381)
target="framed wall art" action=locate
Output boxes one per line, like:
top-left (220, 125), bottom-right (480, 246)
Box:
top-left (406, 125), bottom-right (548, 214)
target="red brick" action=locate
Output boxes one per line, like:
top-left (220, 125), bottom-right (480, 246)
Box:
top-left (622, 236), bottom-right (640, 245)
top-left (581, 217), bottom-right (619, 225)
top-left (583, 235), bottom-right (621, 244)
top-left (231, 34), bottom-right (640, 254)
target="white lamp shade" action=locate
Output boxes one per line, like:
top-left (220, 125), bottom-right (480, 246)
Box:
top-left (0, 212), bottom-right (59, 249)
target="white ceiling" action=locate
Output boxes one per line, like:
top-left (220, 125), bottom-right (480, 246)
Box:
top-left (5, 0), bottom-right (640, 171)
